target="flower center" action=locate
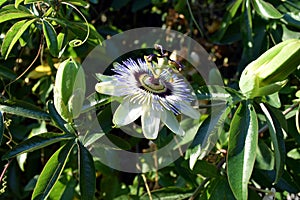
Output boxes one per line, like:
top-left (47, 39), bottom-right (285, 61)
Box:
top-left (139, 74), bottom-right (168, 94)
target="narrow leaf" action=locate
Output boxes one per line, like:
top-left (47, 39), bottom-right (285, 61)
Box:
top-left (24, 0), bottom-right (42, 4)
top-left (2, 132), bottom-right (74, 160)
top-left (0, 64), bottom-right (17, 80)
top-left (260, 103), bottom-right (286, 183)
top-left (0, 100), bottom-right (50, 120)
top-left (1, 18), bottom-right (37, 59)
top-left (32, 140), bottom-right (76, 200)
top-left (77, 141), bottom-right (96, 200)
top-left (47, 100), bottom-right (75, 134)
top-left (212, 0), bottom-right (243, 41)
top-left (15, 0), bottom-right (25, 8)
top-left (0, 111), bottom-right (4, 145)
top-left (0, 10), bottom-right (33, 24)
top-left (189, 105), bottom-right (231, 169)
top-left (252, 0), bottom-right (283, 19)
top-left (227, 101), bottom-right (258, 200)
top-left (42, 20), bottom-right (58, 57)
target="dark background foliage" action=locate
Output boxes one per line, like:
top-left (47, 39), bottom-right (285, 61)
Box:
top-left (0, 0), bottom-right (300, 199)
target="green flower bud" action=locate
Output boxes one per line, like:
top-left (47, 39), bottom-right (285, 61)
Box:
top-left (54, 58), bottom-right (86, 122)
top-left (239, 39), bottom-right (300, 98)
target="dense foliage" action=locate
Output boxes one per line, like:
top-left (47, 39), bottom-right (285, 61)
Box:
top-left (0, 0), bottom-right (300, 199)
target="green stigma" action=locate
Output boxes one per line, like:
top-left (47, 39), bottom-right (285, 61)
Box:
top-left (139, 74), bottom-right (167, 94)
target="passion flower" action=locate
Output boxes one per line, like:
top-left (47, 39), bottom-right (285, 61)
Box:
top-left (95, 58), bottom-right (199, 139)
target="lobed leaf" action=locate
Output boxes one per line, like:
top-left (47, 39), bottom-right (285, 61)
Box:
top-left (32, 140), bottom-right (76, 200)
top-left (227, 101), bottom-right (258, 200)
top-left (260, 103), bottom-right (286, 183)
top-left (2, 132), bottom-right (74, 160)
top-left (77, 140), bottom-right (96, 200)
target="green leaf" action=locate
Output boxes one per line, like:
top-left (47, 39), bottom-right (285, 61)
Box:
top-left (15, 0), bottom-right (25, 8)
top-left (47, 100), bottom-right (75, 134)
top-left (131, 0), bottom-right (151, 12)
top-left (0, 10), bottom-right (34, 24)
top-left (2, 132), bottom-right (74, 160)
top-left (1, 18), bottom-right (37, 59)
top-left (0, 0), bottom-right (7, 7)
top-left (0, 111), bottom-right (4, 145)
top-left (227, 100), bottom-right (258, 200)
top-left (77, 140), bottom-right (96, 200)
top-left (48, 170), bottom-right (76, 200)
top-left (189, 105), bottom-right (232, 169)
top-left (282, 13), bottom-right (300, 29)
top-left (140, 187), bottom-right (193, 200)
top-left (42, 20), bottom-right (58, 57)
top-left (24, 0), bottom-right (42, 4)
top-left (252, 0), bottom-right (283, 19)
top-left (211, 0), bottom-right (243, 41)
top-left (240, 0), bottom-right (253, 60)
top-left (0, 64), bottom-right (17, 80)
top-left (66, 0), bottom-right (89, 7)
top-left (260, 103), bottom-right (286, 183)
top-left (111, 0), bottom-right (131, 10)
top-left (196, 85), bottom-right (243, 105)
top-left (32, 140), bottom-right (76, 200)
top-left (209, 176), bottom-right (236, 200)
top-left (0, 100), bottom-right (50, 120)
top-left (185, 160), bottom-right (219, 178)
top-left (255, 140), bottom-right (274, 170)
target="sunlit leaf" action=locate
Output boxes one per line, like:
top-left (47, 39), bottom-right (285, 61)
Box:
top-left (0, 100), bottom-right (50, 120)
top-left (15, 0), bottom-right (24, 8)
top-left (32, 140), bottom-right (76, 200)
top-left (0, 10), bottom-right (33, 24)
top-left (283, 13), bottom-right (300, 29)
top-left (24, 0), bottom-right (42, 4)
top-left (77, 141), bottom-right (96, 199)
top-left (189, 105), bottom-right (231, 169)
top-left (1, 18), bottom-right (37, 59)
top-left (2, 132), bottom-right (74, 160)
top-left (42, 20), bottom-right (59, 57)
top-left (260, 103), bottom-right (286, 183)
top-left (48, 171), bottom-right (76, 199)
top-left (227, 100), bottom-right (258, 200)
top-left (66, 0), bottom-right (89, 7)
top-left (252, 0), bottom-right (283, 19)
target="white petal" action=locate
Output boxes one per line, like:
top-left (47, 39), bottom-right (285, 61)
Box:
top-left (95, 73), bottom-right (115, 82)
top-left (178, 102), bottom-right (200, 119)
top-left (141, 105), bottom-right (161, 139)
top-left (160, 110), bottom-right (185, 136)
top-left (113, 99), bottom-right (142, 126)
top-left (95, 81), bottom-right (124, 96)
